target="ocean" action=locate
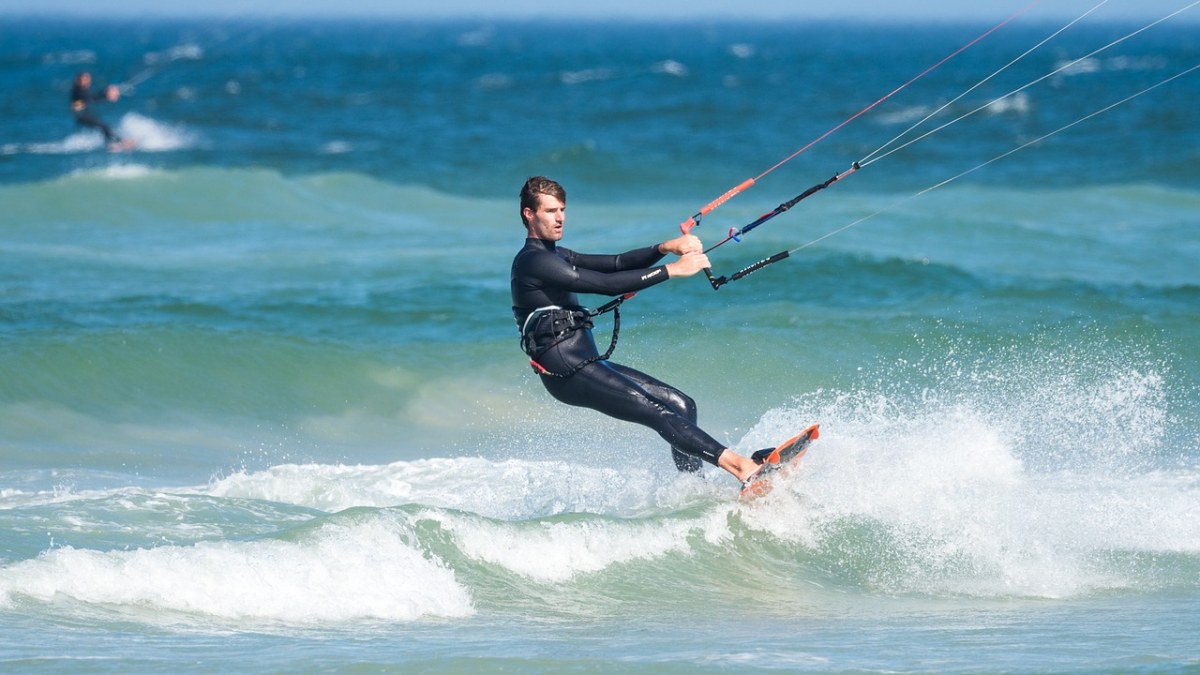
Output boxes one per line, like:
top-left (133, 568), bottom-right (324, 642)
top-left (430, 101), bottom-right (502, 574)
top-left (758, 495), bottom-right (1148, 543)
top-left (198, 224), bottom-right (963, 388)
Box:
top-left (2, 8), bottom-right (1199, 673)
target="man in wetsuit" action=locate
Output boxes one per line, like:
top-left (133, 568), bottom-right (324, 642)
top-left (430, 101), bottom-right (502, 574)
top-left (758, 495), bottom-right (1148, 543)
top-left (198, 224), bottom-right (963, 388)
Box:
top-left (70, 72), bottom-right (124, 147)
top-left (510, 176), bottom-right (765, 486)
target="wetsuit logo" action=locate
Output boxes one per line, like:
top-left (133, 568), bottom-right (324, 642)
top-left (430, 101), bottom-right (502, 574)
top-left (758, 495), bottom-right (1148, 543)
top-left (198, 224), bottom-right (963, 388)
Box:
top-left (640, 269), bottom-right (662, 282)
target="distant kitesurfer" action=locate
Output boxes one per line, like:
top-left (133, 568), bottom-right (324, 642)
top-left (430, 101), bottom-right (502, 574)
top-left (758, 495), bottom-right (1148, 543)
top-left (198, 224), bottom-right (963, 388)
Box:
top-left (510, 176), bottom-right (773, 487)
top-left (70, 71), bottom-right (127, 150)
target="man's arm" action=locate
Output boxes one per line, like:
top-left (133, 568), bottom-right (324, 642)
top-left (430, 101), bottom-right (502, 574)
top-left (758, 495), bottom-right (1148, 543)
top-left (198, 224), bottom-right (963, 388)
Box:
top-left (566, 233), bottom-right (703, 273)
top-left (532, 248), bottom-right (672, 296)
top-left (83, 86), bottom-right (120, 104)
top-left (564, 245), bottom-right (664, 274)
top-left (535, 250), bottom-right (709, 297)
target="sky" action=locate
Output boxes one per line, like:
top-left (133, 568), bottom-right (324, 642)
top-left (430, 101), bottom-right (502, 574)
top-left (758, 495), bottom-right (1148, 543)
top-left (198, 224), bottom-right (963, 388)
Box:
top-left (3, 0), bottom-right (1198, 21)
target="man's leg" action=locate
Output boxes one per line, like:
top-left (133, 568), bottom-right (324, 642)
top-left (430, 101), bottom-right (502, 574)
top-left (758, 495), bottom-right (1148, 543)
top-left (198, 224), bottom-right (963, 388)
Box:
top-left (606, 362), bottom-right (704, 473)
top-left (541, 361), bottom-right (725, 468)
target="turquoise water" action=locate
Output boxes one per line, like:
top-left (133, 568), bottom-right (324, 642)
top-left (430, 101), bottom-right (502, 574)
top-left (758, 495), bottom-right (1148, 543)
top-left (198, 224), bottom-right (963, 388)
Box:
top-left (2, 12), bottom-right (1199, 672)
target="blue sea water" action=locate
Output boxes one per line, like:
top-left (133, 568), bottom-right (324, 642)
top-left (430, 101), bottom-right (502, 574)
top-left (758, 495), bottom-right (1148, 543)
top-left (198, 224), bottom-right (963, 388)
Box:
top-left (2, 8), bottom-right (1200, 673)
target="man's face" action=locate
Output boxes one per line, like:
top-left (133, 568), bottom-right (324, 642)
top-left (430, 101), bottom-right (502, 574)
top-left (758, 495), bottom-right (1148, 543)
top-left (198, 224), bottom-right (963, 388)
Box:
top-left (524, 194), bottom-right (565, 241)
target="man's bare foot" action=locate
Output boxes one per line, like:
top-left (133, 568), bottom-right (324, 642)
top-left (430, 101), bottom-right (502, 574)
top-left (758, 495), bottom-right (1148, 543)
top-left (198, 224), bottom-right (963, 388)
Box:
top-left (717, 449), bottom-right (762, 483)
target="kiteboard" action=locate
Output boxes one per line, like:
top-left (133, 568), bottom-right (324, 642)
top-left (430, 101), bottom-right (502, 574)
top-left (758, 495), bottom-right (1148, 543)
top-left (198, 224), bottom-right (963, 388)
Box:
top-left (107, 138), bottom-right (137, 153)
top-left (739, 423), bottom-right (820, 501)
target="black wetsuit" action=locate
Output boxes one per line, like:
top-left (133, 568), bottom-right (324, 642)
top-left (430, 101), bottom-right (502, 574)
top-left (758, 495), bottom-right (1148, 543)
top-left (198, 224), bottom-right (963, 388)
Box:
top-left (510, 237), bottom-right (726, 472)
top-left (70, 83), bottom-right (120, 143)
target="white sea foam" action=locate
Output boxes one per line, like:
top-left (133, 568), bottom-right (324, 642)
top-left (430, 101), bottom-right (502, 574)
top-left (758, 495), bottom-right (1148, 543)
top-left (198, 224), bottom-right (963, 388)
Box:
top-left (206, 456), bottom-right (712, 520)
top-left (1, 132), bottom-right (105, 155)
top-left (986, 91), bottom-right (1032, 115)
top-left (651, 60), bottom-right (688, 77)
top-left (114, 112), bottom-right (197, 152)
top-left (733, 347), bottom-right (1199, 599)
top-left (560, 68), bottom-right (616, 85)
top-left (319, 140), bottom-right (354, 154)
top-left (0, 514), bottom-right (473, 623)
top-left (2, 113), bottom-right (197, 157)
top-left (426, 508), bottom-right (731, 583)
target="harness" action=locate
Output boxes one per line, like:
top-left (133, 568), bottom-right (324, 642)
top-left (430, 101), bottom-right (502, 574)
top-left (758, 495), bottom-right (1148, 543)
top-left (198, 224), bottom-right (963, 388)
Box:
top-left (519, 294), bottom-right (631, 378)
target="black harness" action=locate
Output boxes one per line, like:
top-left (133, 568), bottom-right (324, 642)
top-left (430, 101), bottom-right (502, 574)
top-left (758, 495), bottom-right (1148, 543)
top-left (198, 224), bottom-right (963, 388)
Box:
top-left (519, 295), bottom-right (630, 378)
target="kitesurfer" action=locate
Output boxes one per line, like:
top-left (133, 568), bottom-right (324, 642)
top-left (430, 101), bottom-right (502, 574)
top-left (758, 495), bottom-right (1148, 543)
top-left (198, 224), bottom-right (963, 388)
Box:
top-left (510, 176), bottom-right (770, 484)
top-left (70, 71), bottom-right (128, 149)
